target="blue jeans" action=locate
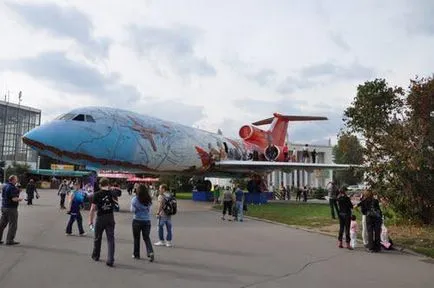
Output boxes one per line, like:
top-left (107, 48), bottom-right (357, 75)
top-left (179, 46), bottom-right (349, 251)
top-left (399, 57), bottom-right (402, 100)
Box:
top-left (236, 201), bottom-right (243, 221)
top-left (158, 217), bottom-right (172, 241)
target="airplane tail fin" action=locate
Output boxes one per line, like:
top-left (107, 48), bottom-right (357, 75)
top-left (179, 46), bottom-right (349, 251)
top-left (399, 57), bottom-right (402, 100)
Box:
top-left (252, 113), bottom-right (328, 146)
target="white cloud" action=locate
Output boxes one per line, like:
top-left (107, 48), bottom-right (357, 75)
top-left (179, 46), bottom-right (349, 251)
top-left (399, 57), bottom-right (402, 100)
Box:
top-left (0, 0), bottom-right (433, 145)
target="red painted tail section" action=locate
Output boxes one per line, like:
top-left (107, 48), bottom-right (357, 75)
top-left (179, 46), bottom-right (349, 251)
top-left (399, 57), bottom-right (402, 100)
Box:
top-left (241, 113), bottom-right (328, 147)
top-left (268, 113), bottom-right (290, 146)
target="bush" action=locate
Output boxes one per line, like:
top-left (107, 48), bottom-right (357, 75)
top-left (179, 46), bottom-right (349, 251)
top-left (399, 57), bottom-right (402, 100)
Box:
top-left (313, 188), bottom-right (327, 200)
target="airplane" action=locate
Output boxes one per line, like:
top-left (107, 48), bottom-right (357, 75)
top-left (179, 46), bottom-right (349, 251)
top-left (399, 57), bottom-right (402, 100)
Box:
top-left (22, 107), bottom-right (362, 177)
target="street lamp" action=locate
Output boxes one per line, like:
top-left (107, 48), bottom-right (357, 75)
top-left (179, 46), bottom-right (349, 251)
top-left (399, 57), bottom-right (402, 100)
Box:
top-left (14, 91), bottom-right (22, 162)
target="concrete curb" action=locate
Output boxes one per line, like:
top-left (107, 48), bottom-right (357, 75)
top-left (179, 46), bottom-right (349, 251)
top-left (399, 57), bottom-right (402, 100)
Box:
top-left (210, 207), bottom-right (429, 259)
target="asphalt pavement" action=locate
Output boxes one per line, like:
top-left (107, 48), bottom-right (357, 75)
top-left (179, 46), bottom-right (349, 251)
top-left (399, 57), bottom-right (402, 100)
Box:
top-left (0, 189), bottom-right (432, 288)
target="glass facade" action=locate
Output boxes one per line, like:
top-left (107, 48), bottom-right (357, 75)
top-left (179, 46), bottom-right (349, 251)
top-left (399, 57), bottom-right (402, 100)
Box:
top-left (0, 101), bottom-right (41, 163)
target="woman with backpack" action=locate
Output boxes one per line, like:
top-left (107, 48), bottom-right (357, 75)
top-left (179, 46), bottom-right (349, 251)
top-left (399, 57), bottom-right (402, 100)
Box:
top-left (130, 184), bottom-right (154, 261)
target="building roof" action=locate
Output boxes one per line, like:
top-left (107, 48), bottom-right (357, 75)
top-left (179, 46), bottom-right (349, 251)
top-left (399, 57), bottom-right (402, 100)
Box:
top-left (0, 100), bottom-right (41, 114)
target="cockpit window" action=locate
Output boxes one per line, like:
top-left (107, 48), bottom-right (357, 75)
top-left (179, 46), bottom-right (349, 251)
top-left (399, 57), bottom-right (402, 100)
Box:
top-left (85, 115), bottom-right (95, 122)
top-left (72, 114), bottom-right (85, 121)
top-left (58, 113), bottom-right (76, 121)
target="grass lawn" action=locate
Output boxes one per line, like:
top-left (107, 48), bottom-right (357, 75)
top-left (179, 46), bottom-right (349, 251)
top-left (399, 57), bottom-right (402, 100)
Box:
top-left (175, 192), bottom-right (192, 200)
top-left (388, 225), bottom-right (434, 258)
top-left (214, 202), bottom-right (434, 258)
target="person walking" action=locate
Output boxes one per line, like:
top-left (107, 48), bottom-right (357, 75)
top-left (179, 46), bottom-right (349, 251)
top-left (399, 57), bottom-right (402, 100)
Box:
top-left (221, 187), bottom-right (234, 221)
top-left (66, 182), bottom-right (86, 236)
top-left (0, 175), bottom-right (23, 245)
top-left (234, 186), bottom-right (245, 222)
top-left (131, 184), bottom-right (154, 262)
top-left (89, 178), bottom-right (116, 267)
top-left (58, 179), bottom-right (70, 209)
top-left (26, 179), bottom-right (38, 205)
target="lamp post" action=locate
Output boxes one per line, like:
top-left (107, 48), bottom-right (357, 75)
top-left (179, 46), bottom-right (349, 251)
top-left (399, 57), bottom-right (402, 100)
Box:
top-left (14, 91), bottom-right (22, 162)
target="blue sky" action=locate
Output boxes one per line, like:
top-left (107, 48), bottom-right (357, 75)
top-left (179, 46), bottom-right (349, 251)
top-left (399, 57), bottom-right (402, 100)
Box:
top-left (1, 0), bottom-right (433, 144)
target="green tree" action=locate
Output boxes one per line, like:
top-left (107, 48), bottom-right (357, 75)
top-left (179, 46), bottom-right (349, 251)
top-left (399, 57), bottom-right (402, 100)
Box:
top-left (158, 175), bottom-right (193, 192)
top-left (332, 133), bottom-right (364, 186)
top-left (5, 162), bottom-right (31, 185)
top-left (343, 77), bottom-right (434, 224)
top-left (230, 178), bottom-right (248, 190)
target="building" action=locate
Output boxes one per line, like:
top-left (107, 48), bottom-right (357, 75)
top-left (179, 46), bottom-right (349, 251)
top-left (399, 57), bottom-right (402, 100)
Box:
top-left (267, 143), bottom-right (333, 190)
top-left (0, 99), bottom-right (41, 170)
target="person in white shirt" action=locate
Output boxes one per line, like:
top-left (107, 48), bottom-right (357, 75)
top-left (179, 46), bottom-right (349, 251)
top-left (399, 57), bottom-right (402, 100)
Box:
top-left (154, 184), bottom-right (173, 247)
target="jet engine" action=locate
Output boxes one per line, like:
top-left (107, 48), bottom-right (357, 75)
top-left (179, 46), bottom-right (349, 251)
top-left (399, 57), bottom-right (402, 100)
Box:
top-left (264, 145), bottom-right (280, 161)
top-left (239, 125), bottom-right (269, 146)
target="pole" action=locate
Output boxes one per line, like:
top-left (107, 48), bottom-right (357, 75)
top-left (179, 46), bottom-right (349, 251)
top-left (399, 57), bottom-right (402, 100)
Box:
top-left (14, 91), bottom-right (22, 162)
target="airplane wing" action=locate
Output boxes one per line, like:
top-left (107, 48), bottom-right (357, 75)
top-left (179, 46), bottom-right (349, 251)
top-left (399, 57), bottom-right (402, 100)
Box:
top-left (213, 160), bottom-right (363, 174)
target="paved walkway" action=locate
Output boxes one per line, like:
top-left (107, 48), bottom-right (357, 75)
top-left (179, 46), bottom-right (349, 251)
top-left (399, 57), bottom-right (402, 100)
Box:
top-left (0, 190), bottom-right (432, 288)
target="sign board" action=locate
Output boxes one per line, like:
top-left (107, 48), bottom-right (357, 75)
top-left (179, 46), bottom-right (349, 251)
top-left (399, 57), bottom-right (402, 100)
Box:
top-left (51, 164), bottom-right (74, 171)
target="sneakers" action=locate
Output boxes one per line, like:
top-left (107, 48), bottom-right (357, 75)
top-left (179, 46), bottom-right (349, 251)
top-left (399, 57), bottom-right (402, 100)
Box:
top-left (154, 240), bottom-right (173, 247)
top-left (79, 232), bottom-right (87, 237)
top-left (6, 241), bottom-right (20, 246)
top-left (154, 241), bottom-right (165, 246)
top-left (337, 241), bottom-right (343, 248)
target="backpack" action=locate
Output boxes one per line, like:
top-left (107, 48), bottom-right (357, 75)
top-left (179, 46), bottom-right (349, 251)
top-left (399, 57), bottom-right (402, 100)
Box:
top-left (366, 199), bottom-right (381, 219)
top-left (162, 195), bottom-right (177, 216)
top-left (73, 191), bottom-right (85, 205)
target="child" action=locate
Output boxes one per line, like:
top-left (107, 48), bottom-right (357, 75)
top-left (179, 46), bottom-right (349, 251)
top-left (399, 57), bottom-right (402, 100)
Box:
top-left (350, 215), bottom-right (358, 249)
top-left (380, 222), bottom-right (394, 250)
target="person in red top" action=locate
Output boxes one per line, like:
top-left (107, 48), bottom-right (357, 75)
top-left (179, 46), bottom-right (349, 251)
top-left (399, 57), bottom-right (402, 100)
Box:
top-left (283, 144), bottom-right (289, 161)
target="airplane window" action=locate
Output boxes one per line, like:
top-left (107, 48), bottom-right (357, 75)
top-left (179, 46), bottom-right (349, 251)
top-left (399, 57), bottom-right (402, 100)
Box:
top-left (58, 113), bottom-right (76, 121)
top-left (85, 115), bottom-right (96, 122)
top-left (72, 114), bottom-right (85, 121)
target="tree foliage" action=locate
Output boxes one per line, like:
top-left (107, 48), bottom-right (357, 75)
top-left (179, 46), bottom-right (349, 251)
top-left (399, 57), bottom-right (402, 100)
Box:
top-left (343, 77), bottom-right (434, 224)
top-left (230, 178), bottom-right (248, 190)
top-left (157, 175), bottom-right (194, 192)
top-left (5, 162), bottom-right (31, 186)
top-left (332, 133), bottom-right (364, 186)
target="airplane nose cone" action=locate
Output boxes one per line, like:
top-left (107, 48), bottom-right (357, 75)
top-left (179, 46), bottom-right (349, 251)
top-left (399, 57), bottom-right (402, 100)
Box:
top-left (22, 125), bottom-right (52, 151)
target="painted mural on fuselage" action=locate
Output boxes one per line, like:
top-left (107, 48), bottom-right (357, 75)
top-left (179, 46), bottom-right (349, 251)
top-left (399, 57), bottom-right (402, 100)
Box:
top-left (25, 107), bottom-right (247, 173)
